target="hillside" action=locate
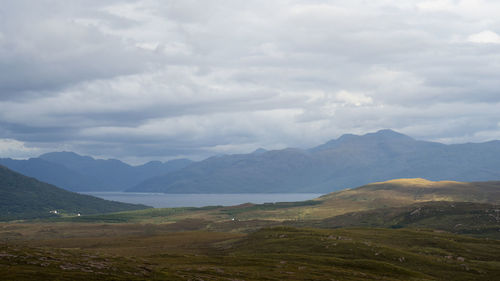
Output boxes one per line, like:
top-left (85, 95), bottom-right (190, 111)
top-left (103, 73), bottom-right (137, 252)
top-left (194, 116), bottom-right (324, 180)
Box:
top-left (319, 178), bottom-right (500, 206)
top-left (129, 129), bottom-right (500, 193)
top-left (0, 165), bottom-right (150, 221)
top-left (0, 152), bottom-right (192, 191)
top-left (295, 178), bottom-right (500, 220)
top-left (295, 201), bottom-right (500, 238)
top-left (67, 179), bottom-right (500, 228)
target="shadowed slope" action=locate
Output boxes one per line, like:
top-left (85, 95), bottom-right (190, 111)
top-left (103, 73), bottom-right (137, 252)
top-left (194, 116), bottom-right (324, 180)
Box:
top-left (0, 165), bottom-right (150, 221)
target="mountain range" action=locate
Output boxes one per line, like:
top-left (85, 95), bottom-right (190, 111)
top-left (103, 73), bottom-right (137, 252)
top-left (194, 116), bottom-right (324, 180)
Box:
top-left (0, 152), bottom-right (192, 191)
top-left (130, 129), bottom-right (500, 193)
top-left (2, 129), bottom-right (500, 193)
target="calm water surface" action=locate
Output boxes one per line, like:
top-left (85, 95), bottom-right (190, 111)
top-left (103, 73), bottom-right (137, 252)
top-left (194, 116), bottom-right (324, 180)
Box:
top-left (82, 192), bottom-right (324, 208)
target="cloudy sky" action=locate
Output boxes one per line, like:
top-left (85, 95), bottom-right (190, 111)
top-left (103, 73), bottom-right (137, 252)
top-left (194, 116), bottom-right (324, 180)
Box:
top-left (1, 0), bottom-right (500, 164)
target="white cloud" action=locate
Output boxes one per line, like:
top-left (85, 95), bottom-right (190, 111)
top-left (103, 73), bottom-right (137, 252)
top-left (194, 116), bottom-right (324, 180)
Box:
top-left (467, 30), bottom-right (500, 44)
top-left (335, 91), bottom-right (373, 107)
top-left (0, 139), bottom-right (40, 159)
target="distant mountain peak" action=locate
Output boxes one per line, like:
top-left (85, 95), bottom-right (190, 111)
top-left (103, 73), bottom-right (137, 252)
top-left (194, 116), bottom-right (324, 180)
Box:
top-left (40, 151), bottom-right (94, 161)
top-left (337, 129), bottom-right (414, 143)
top-left (41, 151), bottom-right (81, 156)
top-left (336, 133), bottom-right (357, 142)
top-left (311, 129), bottom-right (413, 152)
top-left (251, 148), bottom-right (268, 155)
top-left (367, 129), bottom-right (413, 140)
top-left (376, 129), bottom-right (399, 134)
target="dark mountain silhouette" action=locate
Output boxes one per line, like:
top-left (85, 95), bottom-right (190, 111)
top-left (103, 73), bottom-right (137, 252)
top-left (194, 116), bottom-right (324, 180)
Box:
top-left (129, 129), bottom-right (500, 193)
top-left (0, 165), bottom-right (149, 221)
top-left (0, 152), bottom-right (192, 191)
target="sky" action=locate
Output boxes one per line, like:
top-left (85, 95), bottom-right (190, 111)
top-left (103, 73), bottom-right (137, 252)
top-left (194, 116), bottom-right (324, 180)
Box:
top-left (1, 0), bottom-right (500, 164)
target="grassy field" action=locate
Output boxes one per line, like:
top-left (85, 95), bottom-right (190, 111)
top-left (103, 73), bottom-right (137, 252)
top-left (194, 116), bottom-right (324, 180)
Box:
top-left (1, 225), bottom-right (499, 280)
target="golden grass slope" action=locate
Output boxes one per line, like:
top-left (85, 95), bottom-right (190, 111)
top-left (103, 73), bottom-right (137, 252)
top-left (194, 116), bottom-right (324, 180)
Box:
top-left (305, 178), bottom-right (500, 219)
top-left (203, 178), bottom-right (500, 222)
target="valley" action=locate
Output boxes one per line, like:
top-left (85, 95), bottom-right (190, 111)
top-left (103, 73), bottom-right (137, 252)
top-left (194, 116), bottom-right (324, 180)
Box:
top-left (1, 176), bottom-right (499, 280)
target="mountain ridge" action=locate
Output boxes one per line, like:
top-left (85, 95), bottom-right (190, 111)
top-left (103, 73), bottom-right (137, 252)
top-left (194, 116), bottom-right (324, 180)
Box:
top-left (3, 129), bottom-right (500, 193)
top-left (130, 129), bottom-right (500, 193)
top-left (0, 153), bottom-right (193, 191)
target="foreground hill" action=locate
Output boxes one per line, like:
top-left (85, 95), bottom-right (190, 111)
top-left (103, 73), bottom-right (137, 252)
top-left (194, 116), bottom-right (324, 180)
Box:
top-left (130, 129), bottom-right (500, 193)
top-left (1, 226), bottom-right (499, 280)
top-left (0, 152), bottom-right (192, 191)
top-left (0, 165), bottom-right (150, 221)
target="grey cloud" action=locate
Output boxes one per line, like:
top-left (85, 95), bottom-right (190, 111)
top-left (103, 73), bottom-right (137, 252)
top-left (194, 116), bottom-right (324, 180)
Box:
top-left (1, 0), bottom-right (500, 163)
top-left (0, 0), bottom-right (154, 99)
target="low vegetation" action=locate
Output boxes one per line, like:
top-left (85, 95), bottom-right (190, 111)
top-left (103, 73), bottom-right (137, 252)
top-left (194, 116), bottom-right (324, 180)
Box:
top-left (2, 177), bottom-right (500, 280)
top-left (1, 226), bottom-right (499, 280)
top-left (290, 201), bottom-right (500, 238)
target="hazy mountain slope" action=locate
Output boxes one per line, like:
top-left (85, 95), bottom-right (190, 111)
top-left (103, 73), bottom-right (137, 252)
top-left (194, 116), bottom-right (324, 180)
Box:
top-left (130, 148), bottom-right (322, 193)
top-left (39, 152), bottom-right (135, 190)
top-left (0, 157), bottom-right (93, 191)
top-left (0, 152), bottom-right (192, 191)
top-left (0, 165), bottom-right (150, 221)
top-left (133, 159), bottom-right (194, 181)
top-left (130, 129), bottom-right (500, 193)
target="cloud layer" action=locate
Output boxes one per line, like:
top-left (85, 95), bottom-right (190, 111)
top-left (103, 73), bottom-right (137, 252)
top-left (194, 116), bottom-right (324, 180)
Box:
top-left (1, 0), bottom-right (500, 163)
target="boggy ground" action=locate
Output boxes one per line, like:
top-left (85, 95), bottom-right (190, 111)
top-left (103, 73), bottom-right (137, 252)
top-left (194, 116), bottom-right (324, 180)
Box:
top-left (1, 222), bottom-right (500, 281)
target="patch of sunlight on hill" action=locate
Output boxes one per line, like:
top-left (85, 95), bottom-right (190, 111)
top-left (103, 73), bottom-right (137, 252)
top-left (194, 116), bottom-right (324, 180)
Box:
top-left (371, 178), bottom-right (465, 187)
